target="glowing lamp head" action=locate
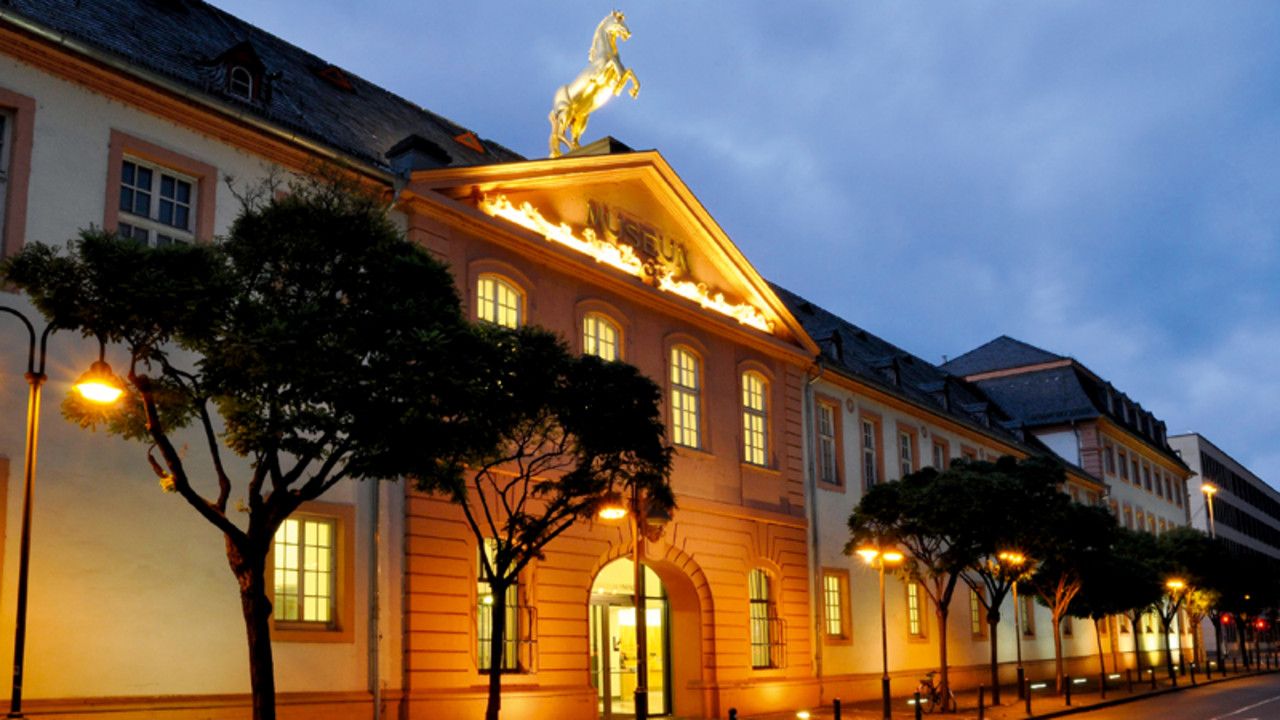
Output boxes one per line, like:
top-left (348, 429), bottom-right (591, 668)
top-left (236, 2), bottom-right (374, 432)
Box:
top-left (74, 360), bottom-right (124, 404)
top-left (1201, 483), bottom-right (1218, 496)
top-left (596, 492), bottom-right (627, 520)
top-left (998, 551), bottom-right (1026, 566)
top-left (1166, 579), bottom-right (1186, 591)
top-left (882, 550), bottom-right (904, 564)
top-left (855, 546), bottom-right (879, 564)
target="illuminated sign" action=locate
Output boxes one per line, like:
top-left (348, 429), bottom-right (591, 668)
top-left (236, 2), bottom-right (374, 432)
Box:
top-left (478, 194), bottom-right (774, 333)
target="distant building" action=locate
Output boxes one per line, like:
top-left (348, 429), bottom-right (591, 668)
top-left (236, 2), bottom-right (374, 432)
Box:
top-left (1169, 433), bottom-right (1280, 573)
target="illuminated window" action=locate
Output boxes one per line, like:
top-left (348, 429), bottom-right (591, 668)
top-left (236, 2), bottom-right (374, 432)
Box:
top-left (117, 157), bottom-right (196, 247)
top-left (898, 431), bottom-right (915, 477)
top-left (906, 582), bottom-right (925, 638)
top-left (816, 399), bottom-right (841, 487)
top-left (670, 347), bottom-right (701, 449)
top-left (862, 418), bottom-right (880, 489)
top-left (582, 313), bottom-right (620, 361)
top-left (749, 568), bottom-right (780, 668)
top-left (822, 571), bottom-right (849, 641)
top-left (970, 588), bottom-right (987, 638)
top-left (1123, 505), bottom-right (1133, 529)
top-left (477, 539), bottom-right (520, 672)
top-left (273, 516), bottom-right (336, 625)
top-left (229, 65), bottom-right (254, 100)
top-left (477, 275), bottom-right (523, 328)
top-left (742, 371), bottom-right (768, 466)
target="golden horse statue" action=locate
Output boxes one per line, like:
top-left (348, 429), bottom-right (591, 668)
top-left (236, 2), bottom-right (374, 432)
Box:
top-left (549, 11), bottom-right (640, 158)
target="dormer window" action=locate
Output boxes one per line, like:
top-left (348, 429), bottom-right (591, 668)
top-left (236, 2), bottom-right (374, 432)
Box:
top-left (228, 65), bottom-right (254, 101)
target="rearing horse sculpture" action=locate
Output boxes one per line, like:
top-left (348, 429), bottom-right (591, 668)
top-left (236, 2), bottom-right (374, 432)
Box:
top-left (549, 11), bottom-right (640, 158)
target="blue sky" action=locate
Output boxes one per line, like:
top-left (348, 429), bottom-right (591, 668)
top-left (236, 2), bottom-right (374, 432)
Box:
top-left (210, 1), bottom-right (1280, 486)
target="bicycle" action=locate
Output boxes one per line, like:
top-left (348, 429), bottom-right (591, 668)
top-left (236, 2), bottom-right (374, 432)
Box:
top-left (916, 670), bottom-right (957, 714)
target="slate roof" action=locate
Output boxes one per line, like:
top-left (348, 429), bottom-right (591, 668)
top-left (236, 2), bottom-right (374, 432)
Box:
top-left (1, 0), bottom-right (523, 172)
top-left (940, 335), bottom-right (1066, 377)
top-left (943, 337), bottom-right (1187, 469)
top-left (771, 284), bottom-right (1035, 448)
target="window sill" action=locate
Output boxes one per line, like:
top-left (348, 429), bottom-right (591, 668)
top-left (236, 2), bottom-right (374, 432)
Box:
top-left (817, 479), bottom-right (847, 494)
top-left (271, 622), bottom-right (354, 644)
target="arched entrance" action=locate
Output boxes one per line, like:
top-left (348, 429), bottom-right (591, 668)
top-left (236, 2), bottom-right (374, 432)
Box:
top-left (590, 559), bottom-right (670, 718)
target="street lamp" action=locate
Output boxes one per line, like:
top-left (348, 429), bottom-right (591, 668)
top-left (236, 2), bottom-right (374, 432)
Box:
top-left (0, 307), bottom-right (123, 719)
top-left (597, 485), bottom-right (669, 720)
top-left (999, 551), bottom-right (1028, 698)
top-left (1165, 579), bottom-right (1188, 685)
top-left (857, 543), bottom-right (903, 720)
top-left (1201, 483), bottom-right (1218, 539)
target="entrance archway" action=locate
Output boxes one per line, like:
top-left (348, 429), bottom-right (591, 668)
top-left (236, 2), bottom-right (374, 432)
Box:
top-left (590, 559), bottom-right (669, 718)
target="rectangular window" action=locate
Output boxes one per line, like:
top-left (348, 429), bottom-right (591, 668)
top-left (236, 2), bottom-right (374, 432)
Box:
top-left (118, 157), bottom-right (196, 246)
top-left (478, 539), bottom-right (520, 672)
top-left (1154, 465), bottom-right (1164, 498)
top-left (932, 440), bottom-right (948, 470)
top-left (749, 569), bottom-right (781, 668)
top-left (1070, 486), bottom-right (1081, 503)
top-left (1118, 449), bottom-right (1129, 481)
top-left (273, 516), bottom-right (336, 624)
top-left (1174, 475), bottom-right (1183, 507)
top-left (268, 501), bottom-right (353, 643)
top-left (861, 417), bottom-right (880, 489)
top-left (742, 372), bottom-right (768, 466)
top-left (970, 588), bottom-right (987, 638)
top-left (822, 571), bottom-right (850, 642)
top-left (1136, 510), bottom-right (1147, 533)
top-left (582, 313), bottom-right (620, 361)
top-left (906, 582), bottom-right (925, 638)
top-left (477, 275), bottom-right (523, 328)
top-left (898, 430), bottom-right (915, 478)
top-left (817, 400), bottom-right (841, 487)
top-left (0, 110), bottom-right (9, 237)
top-left (1104, 441), bottom-right (1116, 475)
top-left (1132, 459), bottom-right (1141, 487)
top-left (0, 88), bottom-right (35, 261)
top-left (670, 347), bottom-right (701, 449)
top-left (1123, 505), bottom-right (1133, 529)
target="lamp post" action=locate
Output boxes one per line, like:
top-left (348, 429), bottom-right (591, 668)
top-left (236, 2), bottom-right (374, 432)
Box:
top-left (999, 551), bottom-right (1027, 698)
top-left (0, 307), bottom-right (122, 719)
top-left (857, 544), bottom-right (903, 720)
top-left (1166, 579), bottom-right (1187, 685)
top-left (1201, 483), bottom-right (1218, 539)
top-left (597, 486), bottom-right (668, 720)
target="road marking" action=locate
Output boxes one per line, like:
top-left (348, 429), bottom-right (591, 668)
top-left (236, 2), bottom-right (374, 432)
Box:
top-left (1207, 694), bottom-right (1280, 720)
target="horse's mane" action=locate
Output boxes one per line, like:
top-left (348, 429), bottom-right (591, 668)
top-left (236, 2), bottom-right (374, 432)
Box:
top-left (588, 11), bottom-right (623, 62)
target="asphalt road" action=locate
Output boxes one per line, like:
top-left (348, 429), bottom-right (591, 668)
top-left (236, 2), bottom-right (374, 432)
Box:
top-left (1065, 673), bottom-right (1280, 720)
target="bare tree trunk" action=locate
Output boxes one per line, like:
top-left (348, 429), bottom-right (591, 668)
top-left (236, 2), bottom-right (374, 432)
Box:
top-left (988, 610), bottom-right (1001, 705)
top-left (486, 579), bottom-right (509, 720)
top-left (231, 541), bottom-right (276, 720)
top-left (936, 605), bottom-right (951, 711)
top-left (1052, 612), bottom-right (1064, 694)
top-left (1094, 618), bottom-right (1106, 674)
top-left (1130, 612), bottom-right (1143, 677)
top-left (1162, 618), bottom-right (1176, 682)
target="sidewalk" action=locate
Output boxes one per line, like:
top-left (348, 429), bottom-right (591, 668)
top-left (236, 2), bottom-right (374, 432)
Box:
top-left (717, 665), bottom-right (1276, 720)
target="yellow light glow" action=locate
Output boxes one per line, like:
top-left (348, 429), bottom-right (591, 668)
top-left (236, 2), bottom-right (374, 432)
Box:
top-left (998, 551), bottom-right (1025, 565)
top-left (479, 194), bottom-right (775, 333)
top-left (856, 547), bottom-right (878, 564)
top-left (1201, 483), bottom-right (1218, 496)
top-left (796, 712), bottom-right (811, 719)
top-left (882, 551), bottom-right (904, 563)
top-left (74, 360), bottom-right (124, 404)
top-left (1167, 579), bottom-right (1185, 590)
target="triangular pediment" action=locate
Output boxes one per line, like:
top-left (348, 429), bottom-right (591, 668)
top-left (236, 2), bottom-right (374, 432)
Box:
top-left (405, 151), bottom-right (818, 354)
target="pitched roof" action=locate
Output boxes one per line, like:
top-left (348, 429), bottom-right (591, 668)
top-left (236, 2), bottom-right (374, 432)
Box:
top-left (3, 0), bottom-right (523, 171)
top-left (940, 335), bottom-right (1065, 377)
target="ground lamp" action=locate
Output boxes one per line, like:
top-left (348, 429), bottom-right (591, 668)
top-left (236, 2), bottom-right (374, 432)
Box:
top-left (856, 544), bottom-right (903, 720)
top-left (0, 307), bottom-right (123, 719)
top-left (1201, 483), bottom-right (1218, 539)
top-left (597, 486), bottom-right (669, 720)
top-left (998, 551), bottom-right (1028, 698)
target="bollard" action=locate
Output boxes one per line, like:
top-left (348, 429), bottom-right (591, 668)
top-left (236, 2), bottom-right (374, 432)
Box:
top-left (1150, 668), bottom-right (1157, 690)
top-left (978, 685), bottom-right (985, 720)
top-left (1234, 658), bottom-right (1239, 674)
top-left (833, 697), bottom-right (841, 720)
top-left (1190, 662), bottom-right (1197, 685)
top-left (1206, 660), bottom-right (1212, 680)
top-left (1181, 660), bottom-right (1187, 677)
top-left (1024, 678), bottom-right (1032, 716)
top-left (1065, 675), bottom-right (1072, 706)
top-left (1100, 670), bottom-right (1107, 700)
top-left (915, 691), bottom-right (923, 720)
top-left (729, 710), bottom-right (737, 720)
top-left (1126, 668), bottom-right (1133, 693)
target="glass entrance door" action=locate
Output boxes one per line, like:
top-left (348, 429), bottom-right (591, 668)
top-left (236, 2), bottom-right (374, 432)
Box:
top-left (589, 560), bottom-right (669, 718)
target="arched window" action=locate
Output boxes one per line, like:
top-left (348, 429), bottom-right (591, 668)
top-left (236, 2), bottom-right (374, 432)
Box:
top-left (228, 65), bottom-right (254, 100)
top-left (582, 313), bottom-right (620, 361)
top-left (741, 371), bottom-right (768, 466)
top-left (670, 346), bottom-right (701, 449)
top-left (749, 568), bottom-right (779, 668)
top-left (477, 275), bottom-right (523, 328)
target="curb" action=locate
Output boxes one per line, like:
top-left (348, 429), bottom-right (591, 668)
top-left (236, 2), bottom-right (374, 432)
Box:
top-left (1013, 669), bottom-right (1278, 720)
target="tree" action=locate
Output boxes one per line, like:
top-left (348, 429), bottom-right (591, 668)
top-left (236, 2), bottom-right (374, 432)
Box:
top-left (954, 455), bottom-right (1062, 704)
top-left (422, 324), bottom-right (674, 720)
top-left (1107, 529), bottom-right (1165, 679)
top-left (1153, 526), bottom-right (1227, 680)
top-left (1025, 499), bottom-right (1118, 693)
top-left (847, 466), bottom-right (979, 708)
top-left (2, 179), bottom-right (479, 720)
top-left (1068, 527), bottom-right (1160, 683)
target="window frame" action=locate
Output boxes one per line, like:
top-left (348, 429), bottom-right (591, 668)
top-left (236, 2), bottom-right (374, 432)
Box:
top-left (897, 425), bottom-right (918, 479)
top-left (931, 438), bottom-right (950, 470)
top-left (0, 87), bottom-right (35, 261)
top-left (860, 411), bottom-right (884, 490)
top-left (582, 311), bottom-right (622, 362)
top-left (821, 568), bottom-right (852, 645)
top-left (475, 273), bottom-right (525, 328)
top-left (749, 568), bottom-right (783, 668)
top-left (1019, 594), bottom-right (1036, 638)
top-left (266, 501), bottom-right (355, 643)
top-left (741, 370), bottom-right (769, 467)
top-left (104, 130), bottom-right (216, 247)
top-left (970, 587), bottom-right (988, 640)
top-left (906, 580), bottom-right (927, 640)
top-left (229, 65), bottom-right (256, 101)
top-left (815, 393), bottom-right (844, 490)
top-left (1118, 449), bottom-right (1129, 482)
top-left (669, 345), bottom-right (703, 451)
top-left (476, 538), bottom-right (531, 674)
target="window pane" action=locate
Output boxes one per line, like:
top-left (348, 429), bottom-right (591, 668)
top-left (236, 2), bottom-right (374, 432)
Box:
top-left (742, 372), bottom-right (767, 466)
top-left (670, 348), bottom-right (700, 449)
top-left (583, 314), bottom-right (619, 361)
